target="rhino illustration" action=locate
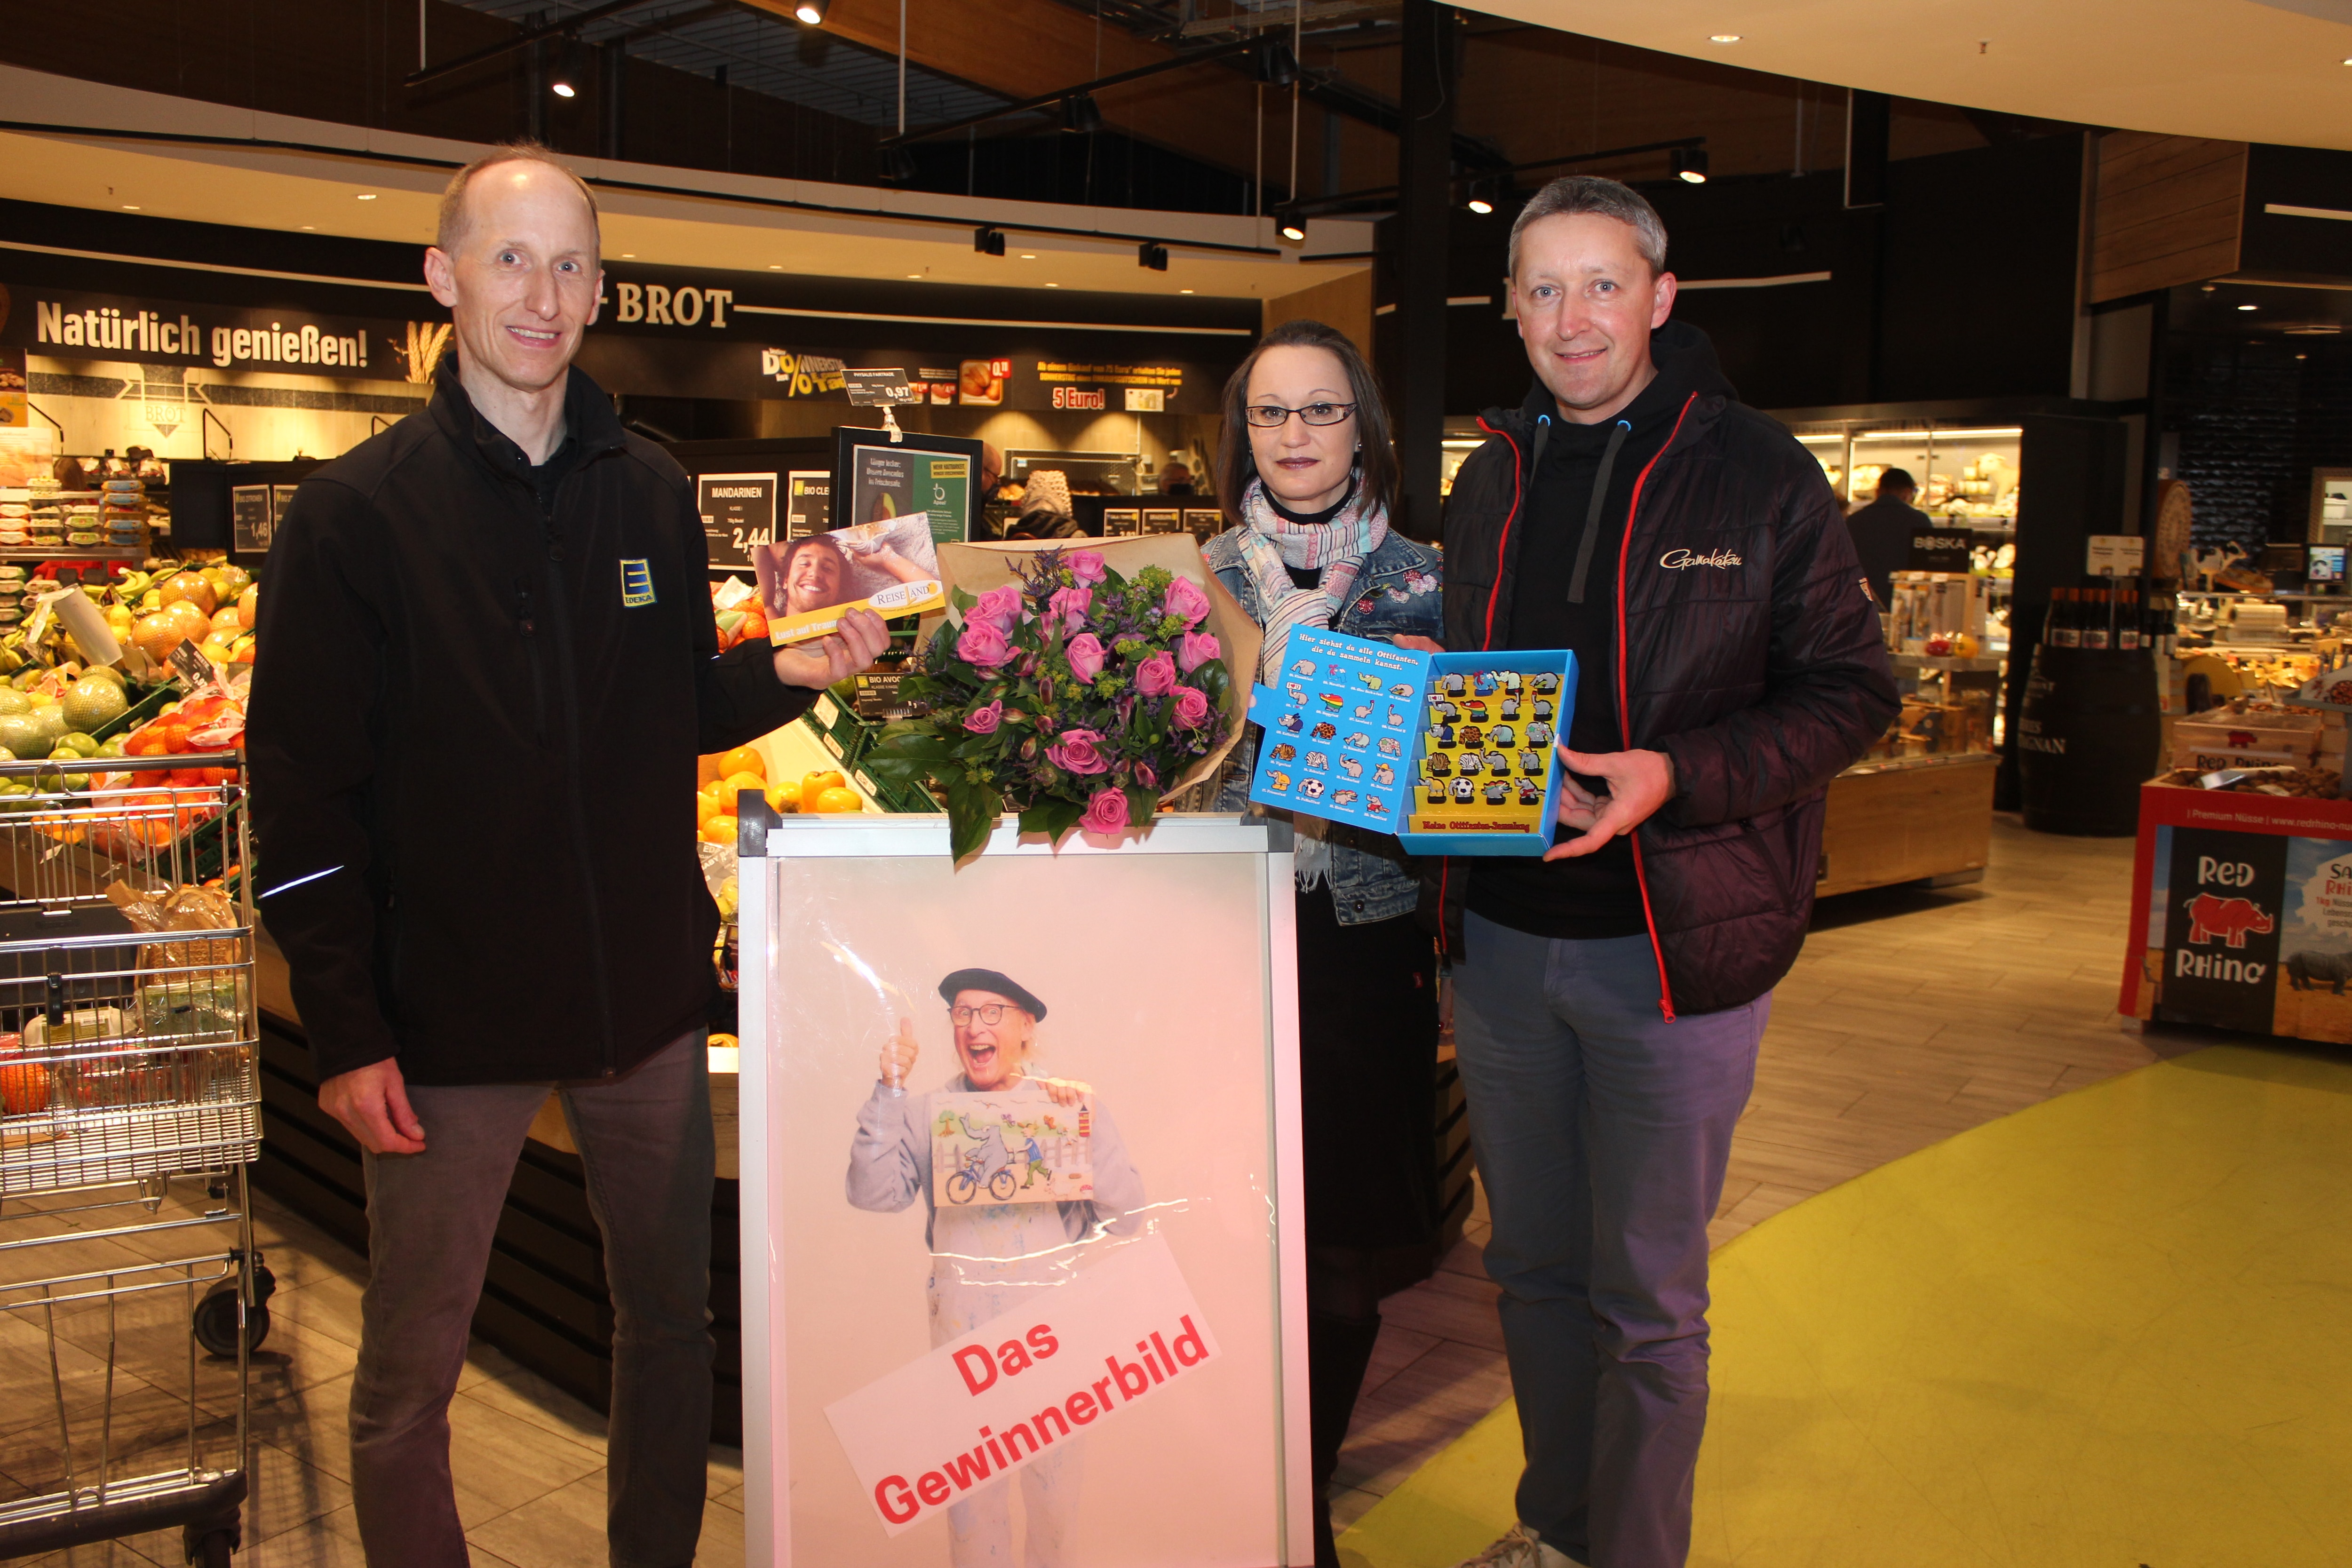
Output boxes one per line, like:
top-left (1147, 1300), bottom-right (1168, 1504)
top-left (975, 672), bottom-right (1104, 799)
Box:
top-left (2184, 892), bottom-right (2273, 948)
top-left (2287, 950), bottom-right (2352, 992)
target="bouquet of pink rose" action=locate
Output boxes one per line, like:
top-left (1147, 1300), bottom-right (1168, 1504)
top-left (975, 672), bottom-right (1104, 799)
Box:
top-left (864, 546), bottom-right (1235, 860)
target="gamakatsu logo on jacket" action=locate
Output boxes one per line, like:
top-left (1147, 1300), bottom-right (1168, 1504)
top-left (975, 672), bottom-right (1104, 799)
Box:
top-left (1660, 548), bottom-right (1742, 570)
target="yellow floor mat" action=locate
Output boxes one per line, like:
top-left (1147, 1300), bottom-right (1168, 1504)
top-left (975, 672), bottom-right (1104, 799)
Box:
top-left (1338, 1046), bottom-right (2352, 1568)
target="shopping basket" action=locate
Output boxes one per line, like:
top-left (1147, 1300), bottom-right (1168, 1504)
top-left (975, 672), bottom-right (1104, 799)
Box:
top-left (0, 751), bottom-right (269, 1565)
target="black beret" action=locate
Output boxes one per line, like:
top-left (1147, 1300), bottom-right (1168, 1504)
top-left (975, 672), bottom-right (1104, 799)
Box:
top-left (938, 968), bottom-right (1047, 1021)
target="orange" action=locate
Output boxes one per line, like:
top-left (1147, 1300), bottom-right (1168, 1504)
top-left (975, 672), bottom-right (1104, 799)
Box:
top-left (801, 770), bottom-right (846, 801)
top-left (718, 746), bottom-right (766, 780)
top-left (810, 787), bottom-right (863, 814)
top-left (0, 1055), bottom-right (53, 1115)
top-left (695, 793), bottom-right (724, 825)
top-left (701, 813), bottom-right (738, 844)
top-left (721, 770), bottom-right (766, 801)
top-left (159, 575), bottom-right (217, 616)
top-left (764, 781), bottom-right (801, 814)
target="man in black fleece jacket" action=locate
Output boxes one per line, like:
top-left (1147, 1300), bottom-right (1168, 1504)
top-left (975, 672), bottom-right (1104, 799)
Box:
top-left (246, 143), bottom-right (885, 1568)
top-left (1436, 180), bottom-right (1894, 1568)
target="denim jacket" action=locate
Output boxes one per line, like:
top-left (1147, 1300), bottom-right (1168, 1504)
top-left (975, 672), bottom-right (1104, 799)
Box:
top-left (1206, 528), bottom-right (1445, 926)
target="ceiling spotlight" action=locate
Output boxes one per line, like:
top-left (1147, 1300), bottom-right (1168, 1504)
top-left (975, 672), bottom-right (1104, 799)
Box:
top-left (1061, 92), bottom-right (1103, 135)
top-left (1251, 37), bottom-right (1299, 87)
top-left (1275, 206), bottom-right (1306, 243)
top-left (1710, 34), bottom-right (1742, 43)
top-left (1671, 146), bottom-right (1709, 184)
top-left (356, 192), bottom-right (378, 200)
top-left (1465, 176), bottom-right (1499, 215)
top-left (975, 226), bottom-right (1006, 257)
top-left (880, 143), bottom-right (918, 182)
top-left (2238, 303), bottom-right (2258, 311)
top-left (1139, 242), bottom-right (1169, 271)
top-left (792, 0), bottom-right (829, 23)
top-left (549, 32), bottom-right (585, 98)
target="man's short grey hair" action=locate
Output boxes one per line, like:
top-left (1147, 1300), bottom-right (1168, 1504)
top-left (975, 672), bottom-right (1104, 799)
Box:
top-left (1507, 176), bottom-right (1669, 279)
top-left (436, 139), bottom-right (601, 256)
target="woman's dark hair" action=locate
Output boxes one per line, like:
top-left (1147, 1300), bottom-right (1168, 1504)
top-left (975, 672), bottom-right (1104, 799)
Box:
top-left (1214, 319), bottom-right (1398, 525)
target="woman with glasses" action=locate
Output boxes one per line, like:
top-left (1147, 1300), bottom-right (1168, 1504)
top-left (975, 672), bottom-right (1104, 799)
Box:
top-left (1205, 318), bottom-right (1446, 1566)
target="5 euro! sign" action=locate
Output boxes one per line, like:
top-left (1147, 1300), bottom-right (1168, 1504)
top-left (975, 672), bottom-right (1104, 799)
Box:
top-left (823, 1233), bottom-right (1219, 1536)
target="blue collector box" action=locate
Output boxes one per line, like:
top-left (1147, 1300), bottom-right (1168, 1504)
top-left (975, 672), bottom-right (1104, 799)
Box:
top-left (1244, 628), bottom-right (1577, 856)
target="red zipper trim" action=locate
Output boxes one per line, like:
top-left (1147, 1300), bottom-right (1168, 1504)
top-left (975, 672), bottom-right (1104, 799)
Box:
top-left (1617, 392), bottom-right (1698, 1022)
top-left (1477, 415), bottom-right (1522, 653)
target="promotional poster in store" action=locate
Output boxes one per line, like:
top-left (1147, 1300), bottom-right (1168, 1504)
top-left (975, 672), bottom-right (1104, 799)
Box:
top-left (744, 828), bottom-right (1306, 1566)
top-left (2123, 784), bottom-right (2352, 1043)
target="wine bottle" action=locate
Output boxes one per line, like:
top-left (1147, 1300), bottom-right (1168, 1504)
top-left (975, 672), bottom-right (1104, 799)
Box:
top-left (2083, 587), bottom-right (2112, 650)
top-left (2118, 588), bottom-right (2141, 652)
top-left (2051, 587), bottom-right (2081, 648)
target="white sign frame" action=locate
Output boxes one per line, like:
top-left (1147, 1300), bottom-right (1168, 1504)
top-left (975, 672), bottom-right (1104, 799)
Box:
top-left (738, 813), bottom-right (1310, 1567)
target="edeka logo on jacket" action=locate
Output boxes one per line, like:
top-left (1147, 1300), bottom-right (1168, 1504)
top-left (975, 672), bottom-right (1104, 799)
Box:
top-left (619, 558), bottom-right (656, 607)
top-left (1660, 547), bottom-right (1742, 571)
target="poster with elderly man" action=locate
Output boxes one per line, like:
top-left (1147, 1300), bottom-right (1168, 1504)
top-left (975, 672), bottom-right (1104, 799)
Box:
top-left (738, 820), bottom-right (1307, 1567)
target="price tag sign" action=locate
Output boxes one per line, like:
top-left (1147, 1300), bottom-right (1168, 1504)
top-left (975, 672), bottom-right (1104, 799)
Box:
top-left (697, 472), bottom-right (778, 571)
top-left (843, 368), bottom-right (915, 406)
top-left (2086, 534), bottom-right (2147, 577)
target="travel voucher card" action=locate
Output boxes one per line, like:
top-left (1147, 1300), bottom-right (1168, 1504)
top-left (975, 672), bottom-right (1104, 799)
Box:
top-left (1244, 627), bottom-right (1576, 856)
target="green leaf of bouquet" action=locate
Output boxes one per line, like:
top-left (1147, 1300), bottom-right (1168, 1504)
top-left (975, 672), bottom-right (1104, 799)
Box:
top-left (1018, 797), bottom-right (1086, 842)
top-left (945, 778), bottom-right (1000, 862)
top-left (949, 586), bottom-right (977, 612)
top-left (1124, 788), bottom-right (1160, 827)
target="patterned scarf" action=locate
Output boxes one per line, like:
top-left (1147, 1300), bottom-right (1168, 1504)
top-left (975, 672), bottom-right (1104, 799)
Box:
top-left (1233, 476), bottom-right (1391, 684)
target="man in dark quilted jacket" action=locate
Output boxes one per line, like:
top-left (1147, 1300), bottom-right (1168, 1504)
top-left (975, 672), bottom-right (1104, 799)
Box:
top-left (1432, 177), bottom-right (1897, 1568)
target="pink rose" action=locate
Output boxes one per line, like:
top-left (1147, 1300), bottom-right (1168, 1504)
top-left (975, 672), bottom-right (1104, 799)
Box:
top-left (1133, 650), bottom-right (1177, 697)
top-left (1046, 729), bottom-right (1109, 775)
top-left (1171, 685), bottom-right (1211, 730)
top-left (1067, 551), bottom-right (1107, 585)
top-left (956, 619), bottom-right (1014, 669)
top-left (1177, 629), bottom-right (1222, 674)
top-left (1079, 786), bottom-right (1129, 836)
top-left (1066, 632), bottom-right (1107, 684)
top-left (1047, 584), bottom-right (1093, 634)
top-left (1160, 575), bottom-right (1211, 628)
top-left (969, 584), bottom-right (1024, 631)
top-left (963, 699), bottom-right (1003, 734)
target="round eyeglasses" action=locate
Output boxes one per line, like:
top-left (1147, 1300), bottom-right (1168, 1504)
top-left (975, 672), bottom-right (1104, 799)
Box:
top-left (1243, 401), bottom-right (1357, 428)
top-left (950, 1003), bottom-right (1018, 1026)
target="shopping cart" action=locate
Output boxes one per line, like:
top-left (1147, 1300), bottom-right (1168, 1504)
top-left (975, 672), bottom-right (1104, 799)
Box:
top-left (0, 752), bottom-right (268, 1565)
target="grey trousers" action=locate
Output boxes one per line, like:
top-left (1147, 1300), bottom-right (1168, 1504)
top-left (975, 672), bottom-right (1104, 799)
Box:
top-left (348, 1030), bottom-right (715, 1568)
top-left (1451, 917), bottom-right (1767, 1568)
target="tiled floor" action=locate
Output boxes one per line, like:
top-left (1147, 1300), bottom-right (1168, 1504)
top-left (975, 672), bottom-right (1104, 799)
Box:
top-left (2, 813), bottom-right (2156, 1564)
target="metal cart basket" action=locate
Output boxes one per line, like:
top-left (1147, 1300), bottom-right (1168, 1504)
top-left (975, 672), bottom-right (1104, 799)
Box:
top-left (0, 752), bottom-right (268, 1565)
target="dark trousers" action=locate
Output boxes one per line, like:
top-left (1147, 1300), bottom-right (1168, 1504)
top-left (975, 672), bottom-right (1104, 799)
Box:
top-left (348, 1031), bottom-right (715, 1568)
top-left (1452, 917), bottom-right (1766, 1568)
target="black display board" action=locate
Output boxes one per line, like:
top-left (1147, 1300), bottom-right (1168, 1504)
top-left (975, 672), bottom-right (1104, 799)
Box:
top-left (828, 428), bottom-right (985, 548)
top-left (660, 438), bottom-right (833, 576)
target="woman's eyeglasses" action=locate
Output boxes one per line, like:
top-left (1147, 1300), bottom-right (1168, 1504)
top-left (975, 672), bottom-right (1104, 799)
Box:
top-left (1243, 401), bottom-right (1356, 428)
top-left (950, 1003), bottom-right (1018, 1026)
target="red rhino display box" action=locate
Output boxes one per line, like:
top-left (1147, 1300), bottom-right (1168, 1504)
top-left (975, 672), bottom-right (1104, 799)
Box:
top-left (2122, 781), bottom-right (2352, 1043)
